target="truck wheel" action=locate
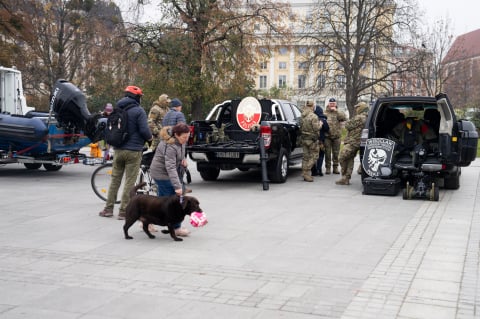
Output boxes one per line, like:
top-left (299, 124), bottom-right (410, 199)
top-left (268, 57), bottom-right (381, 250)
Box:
top-left (24, 163), bottom-right (42, 170)
top-left (268, 148), bottom-right (288, 183)
top-left (43, 163), bottom-right (63, 171)
top-left (199, 167), bottom-right (220, 181)
top-left (444, 174), bottom-right (460, 190)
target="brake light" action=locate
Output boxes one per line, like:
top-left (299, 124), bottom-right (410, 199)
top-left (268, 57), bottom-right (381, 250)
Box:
top-left (261, 125), bottom-right (271, 148)
top-left (360, 128), bottom-right (369, 147)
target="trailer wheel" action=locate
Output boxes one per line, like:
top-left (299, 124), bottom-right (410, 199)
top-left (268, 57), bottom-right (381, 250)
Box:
top-left (429, 183), bottom-right (439, 201)
top-left (43, 163), bottom-right (62, 171)
top-left (24, 163), bottom-right (42, 170)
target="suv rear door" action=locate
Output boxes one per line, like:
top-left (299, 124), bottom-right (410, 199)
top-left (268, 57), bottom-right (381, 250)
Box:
top-left (437, 93), bottom-right (479, 166)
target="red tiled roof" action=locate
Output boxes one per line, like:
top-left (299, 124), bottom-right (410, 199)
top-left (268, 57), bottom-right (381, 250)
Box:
top-left (443, 29), bottom-right (480, 64)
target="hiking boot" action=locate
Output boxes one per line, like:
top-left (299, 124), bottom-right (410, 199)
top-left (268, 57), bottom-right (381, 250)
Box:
top-left (99, 208), bottom-right (113, 218)
top-left (117, 211), bottom-right (126, 220)
top-left (357, 165), bottom-right (363, 175)
top-left (318, 170), bottom-right (324, 177)
top-left (335, 177), bottom-right (350, 185)
top-left (303, 174), bottom-right (313, 182)
top-left (333, 166), bottom-right (340, 174)
top-left (325, 167), bottom-right (331, 175)
top-left (175, 227), bottom-right (190, 237)
top-left (311, 169), bottom-right (319, 176)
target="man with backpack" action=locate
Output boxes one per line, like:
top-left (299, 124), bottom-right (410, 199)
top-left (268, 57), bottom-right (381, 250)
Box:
top-left (99, 85), bottom-right (153, 220)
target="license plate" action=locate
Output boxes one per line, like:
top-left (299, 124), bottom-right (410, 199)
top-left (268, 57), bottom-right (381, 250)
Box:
top-left (215, 152), bottom-right (240, 158)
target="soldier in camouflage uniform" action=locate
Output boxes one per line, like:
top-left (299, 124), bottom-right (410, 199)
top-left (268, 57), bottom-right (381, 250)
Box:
top-left (301, 100), bottom-right (323, 182)
top-left (336, 102), bottom-right (369, 185)
top-left (148, 94), bottom-right (171, 150)
top-left (324, 97), bottom-right (347, 174)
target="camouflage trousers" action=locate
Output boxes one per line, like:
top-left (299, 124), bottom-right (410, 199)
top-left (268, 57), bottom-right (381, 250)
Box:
top-left (324, 137), bottom-right (341, 169)
top-left (338, 143), bottom-right (359, 178)
top-left (302, 140), bottom-right (320, 172)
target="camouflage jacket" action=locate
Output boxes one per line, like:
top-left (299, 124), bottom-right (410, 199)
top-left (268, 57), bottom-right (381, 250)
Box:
top-left (324, 109), bottom-right (347, 139)
top-left (148, 102), bottom-right (169, 136)
top-left (300, 107), bottom-right (322, 141)
top-left (343, 111), bottom-right (368, 146)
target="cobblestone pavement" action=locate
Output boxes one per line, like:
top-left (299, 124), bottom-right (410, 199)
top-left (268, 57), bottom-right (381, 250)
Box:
top-left (0, 158), bottom-right (479, 318)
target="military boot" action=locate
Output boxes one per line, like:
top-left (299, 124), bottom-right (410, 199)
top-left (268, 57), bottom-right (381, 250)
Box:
top-left (335, 176), bottom-right (350, 185)
top-left (357, 165), bottom-right (363, 175)
top-left (325, 167), bottom-right (331, 175)
top-left (333, 166), bottom-right (340, 174)
top-left (303, 170), bottom-right (314, 182)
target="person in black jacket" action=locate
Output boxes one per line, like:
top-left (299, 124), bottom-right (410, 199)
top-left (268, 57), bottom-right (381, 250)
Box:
top-left (312, 105), bottom-right (330, 176)
top-left (98, 86), bottom-right (153, 220)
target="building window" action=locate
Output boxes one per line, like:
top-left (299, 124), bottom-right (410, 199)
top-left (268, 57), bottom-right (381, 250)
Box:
top-left (298, 75), bottom-right (306, 89)
top-left (318, 47), bottom-right (327, 55)
top-left (260, 61), bottom-right (267, 70)
top-left (279, 47), bottom-right (288, 55)
top-left (317, 74), bottom-right (326, 88)
top-left (318, 61), bottom-right (326, 70)
top-left (298, 61), bottom-right (308, 69)
top-left (298, 46), bottom-right (307, 55)
top-left (259, 75), bottom-right (267, 89)
top-left (279, 75), bottom-right (287, 88)
top-left (397, 80), bottom-right (403, 90)
top-left (279, 62), bottom-right (287, 69)
top-left (336, 75), bottom-right (346, 88)
top-left (258, 47), bottom-right (269, 55)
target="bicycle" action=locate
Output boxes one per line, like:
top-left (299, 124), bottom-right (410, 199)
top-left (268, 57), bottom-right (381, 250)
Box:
top-left (91, 149), bottom-right (157, 203)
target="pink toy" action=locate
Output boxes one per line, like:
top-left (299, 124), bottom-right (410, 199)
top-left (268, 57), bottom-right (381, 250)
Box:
top-left (190, 211), bottom-right (208, 227)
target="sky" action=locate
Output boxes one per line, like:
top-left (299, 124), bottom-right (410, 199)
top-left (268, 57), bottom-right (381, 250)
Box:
top-left (419, 0), bottom-right (480, 38)
top-left (118, 0), bottom-right (480, 39)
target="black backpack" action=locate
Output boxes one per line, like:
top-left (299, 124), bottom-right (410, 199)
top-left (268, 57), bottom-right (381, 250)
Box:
top-left (105, 104), bottom-right (135, 147)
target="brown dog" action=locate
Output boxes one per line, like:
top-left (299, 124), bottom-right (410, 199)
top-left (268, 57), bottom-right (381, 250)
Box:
top-left (123, 183), bottom-right (202, 241)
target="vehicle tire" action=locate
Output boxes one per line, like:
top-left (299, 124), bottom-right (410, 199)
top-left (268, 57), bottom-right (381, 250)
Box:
top-left (403, 182), bottom-right (413, 200)
top-left (91, 163), bottom-right (121, 203)
top-left (444, 174), bottom-right (460, 190)
top-left (268, 148), bottom-right (288, 183)
top-left (199, 167), bottom-right (220, 181)
top-left (429, 183), bottom-right (439, 201)
top-left (24, 163), bottom-right (42, 170)
top-left (43, 163), bottom-right (62, 171)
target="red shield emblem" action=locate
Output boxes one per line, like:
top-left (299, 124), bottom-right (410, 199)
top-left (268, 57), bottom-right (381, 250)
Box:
top-left (236, 97), bottom-right (261, 131)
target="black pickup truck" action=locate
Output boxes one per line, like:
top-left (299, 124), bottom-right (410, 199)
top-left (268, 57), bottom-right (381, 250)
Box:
top-left (187, 97), bottom-right (303, 184)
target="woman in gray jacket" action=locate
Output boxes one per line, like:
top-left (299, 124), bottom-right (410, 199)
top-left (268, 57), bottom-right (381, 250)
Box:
top-left (150, 122), bottom-right (191, 236)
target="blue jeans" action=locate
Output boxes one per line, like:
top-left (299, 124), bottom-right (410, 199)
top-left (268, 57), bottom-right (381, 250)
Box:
top-left (155, 179), bottom-right (181, 229)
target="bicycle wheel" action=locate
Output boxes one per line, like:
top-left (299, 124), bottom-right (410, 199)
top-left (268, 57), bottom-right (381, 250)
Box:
top-left (91, 163), bottom-right (123, 204)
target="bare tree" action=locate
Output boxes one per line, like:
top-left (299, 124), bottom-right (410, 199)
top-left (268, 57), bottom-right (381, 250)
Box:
top-left (129, 0), bottom-right (292, 120)
top-left (1, 0), bottom-right (128, 110)
top-left (303, 0), bottom-right (419, 116)
top-left (413, 18), bottom-right (455, 96)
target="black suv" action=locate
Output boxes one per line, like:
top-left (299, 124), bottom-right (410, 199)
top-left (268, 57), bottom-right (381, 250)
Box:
top-left (359, 93), bottom-right (478, 200)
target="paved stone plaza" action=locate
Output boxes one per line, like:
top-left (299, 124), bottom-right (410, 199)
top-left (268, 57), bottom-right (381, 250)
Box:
top-left (0, 158), bottom-right (479, 318)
